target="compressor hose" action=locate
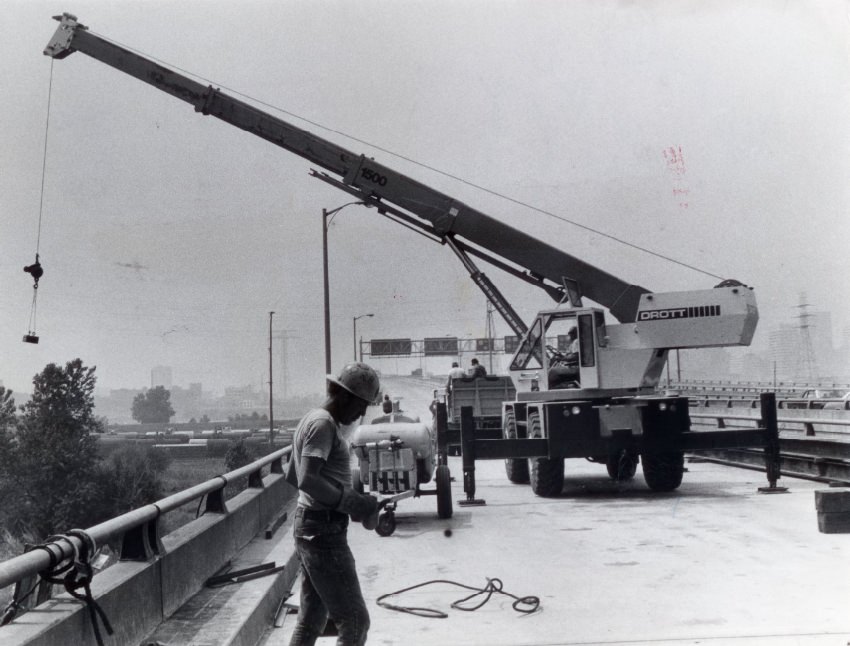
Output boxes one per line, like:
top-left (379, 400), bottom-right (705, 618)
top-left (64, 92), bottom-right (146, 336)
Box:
top-left (376, 577), bottom-right (540, 618)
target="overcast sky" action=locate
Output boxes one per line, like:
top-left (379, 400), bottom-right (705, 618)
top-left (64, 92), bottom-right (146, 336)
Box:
top-left (2, 0), bottom-right (849, 396)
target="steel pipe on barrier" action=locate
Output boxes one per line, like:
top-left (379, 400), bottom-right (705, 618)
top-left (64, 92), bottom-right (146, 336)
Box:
top-left (0, 445), bottom-right (292, 592)
top-left (690, 411), bottom-right (850, 428)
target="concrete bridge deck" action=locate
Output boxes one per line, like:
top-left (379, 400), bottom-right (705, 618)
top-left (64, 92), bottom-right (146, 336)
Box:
top-left (260, 457), bottom-right (849, 646)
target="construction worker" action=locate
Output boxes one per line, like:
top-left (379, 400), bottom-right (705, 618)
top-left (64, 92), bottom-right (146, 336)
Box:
top-left (446, 361), bottom-right (466, 391)
top-left (548, 327), bottom-right (579, 389)
top-left (469, 357), bottom-right (487, 378)
top-left (288, 362), bottom-right (381, 646)
top-left (565, 326), bottom-right (579, 365)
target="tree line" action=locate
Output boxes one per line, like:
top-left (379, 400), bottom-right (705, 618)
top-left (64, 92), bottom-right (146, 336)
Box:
top-left (0, 359), bottom-right (171, 540)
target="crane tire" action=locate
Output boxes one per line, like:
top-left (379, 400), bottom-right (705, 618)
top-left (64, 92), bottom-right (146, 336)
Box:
top-left (503, 409), bottom-right (529, 484)
top-left (606, 450), bottom-right (638, 481)
top-left (642, 451), bottom-right (684, 492)
top-left (528, 412), bottom-right (563, 497)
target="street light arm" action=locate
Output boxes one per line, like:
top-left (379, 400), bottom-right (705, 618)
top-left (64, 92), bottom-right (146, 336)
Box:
top-left (326, 201), bottom-right (367, 227)
top-left (323, 202), bottom-right (368, 374)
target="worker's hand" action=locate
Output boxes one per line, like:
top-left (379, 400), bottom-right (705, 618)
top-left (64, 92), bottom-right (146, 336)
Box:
top-left (336, 487), bottom-right (379, 523)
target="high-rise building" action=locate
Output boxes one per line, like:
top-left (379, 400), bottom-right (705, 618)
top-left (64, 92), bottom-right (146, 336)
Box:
top-left (768, 309), bottom-right (834, 382)
top-left (151, 366), bottom-right (173, 389)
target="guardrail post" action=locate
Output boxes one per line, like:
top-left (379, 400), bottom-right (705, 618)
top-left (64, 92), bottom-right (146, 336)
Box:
top-left (205, 479), bottom-right (229, 514)
top-left (248, 466), bottom-right (265, 488)
top-left (270, 454), bottom-right (284, 474)
top-left (758, 392), bottom-right (788, 493)
top-left (121, 517), bottom-right (164, 561)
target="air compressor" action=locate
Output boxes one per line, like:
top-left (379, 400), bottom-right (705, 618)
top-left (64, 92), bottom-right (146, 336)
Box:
top-left (350, 417), bottom-right (452, 536)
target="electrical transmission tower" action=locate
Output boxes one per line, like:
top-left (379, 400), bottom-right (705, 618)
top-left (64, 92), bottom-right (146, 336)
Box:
top-left (796, 293), bottom-right (817, 381)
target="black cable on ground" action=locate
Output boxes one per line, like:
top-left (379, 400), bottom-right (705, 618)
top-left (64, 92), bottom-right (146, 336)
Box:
top-left (376, 577), bottom-right (540, 618)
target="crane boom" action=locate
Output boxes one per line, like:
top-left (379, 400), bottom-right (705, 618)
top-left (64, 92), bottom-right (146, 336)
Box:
top-left (44, 13), bottom-right (651, 324)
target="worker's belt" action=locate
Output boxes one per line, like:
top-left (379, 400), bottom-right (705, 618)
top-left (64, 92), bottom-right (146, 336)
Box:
top-left (297, 507), bottom-right (349, 524)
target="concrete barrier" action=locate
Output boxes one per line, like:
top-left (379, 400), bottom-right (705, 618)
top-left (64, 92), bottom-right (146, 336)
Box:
top-left (1, 473), bottom-right (297, 646)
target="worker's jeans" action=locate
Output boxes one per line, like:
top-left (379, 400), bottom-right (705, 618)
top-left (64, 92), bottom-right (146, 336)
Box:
top-left (288, 508), bottom-right (370, 646)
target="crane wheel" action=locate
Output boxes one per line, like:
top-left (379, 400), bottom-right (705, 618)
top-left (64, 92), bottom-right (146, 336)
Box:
top-left (606, 450), bottom-right (638, 481)
top-left (642, 451), bottom-right (684, 492)
top-left (503, 409), bottom-right (529, 484)
top-left (528, 412), bottom-right (564, 497)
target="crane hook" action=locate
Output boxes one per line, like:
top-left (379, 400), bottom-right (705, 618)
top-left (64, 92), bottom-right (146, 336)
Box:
top-left (24, 254), bottom-right (44, 288)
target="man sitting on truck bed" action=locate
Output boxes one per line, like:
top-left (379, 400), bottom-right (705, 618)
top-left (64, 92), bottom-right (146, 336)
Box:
top-left (469, 357), bottom-right (487, 378)
top-left (446, 361), bottom-right (466, 392)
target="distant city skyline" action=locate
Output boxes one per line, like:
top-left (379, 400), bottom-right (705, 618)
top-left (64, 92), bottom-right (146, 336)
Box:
top-left (5, 303), bottom-right (848, 401)
top-left (119, 307), bottom-right (850, 394)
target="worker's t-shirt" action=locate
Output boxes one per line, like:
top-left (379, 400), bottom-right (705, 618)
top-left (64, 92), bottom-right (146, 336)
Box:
top-left (292, 408), bottom-right (351, 510)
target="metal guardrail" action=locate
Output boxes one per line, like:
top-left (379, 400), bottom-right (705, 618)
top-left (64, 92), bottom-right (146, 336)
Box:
top-left (0, 445), bottom-right (291, 593)
top-left (689, 397), bottom-right (850, 439)
top-left (687, 397), bottom-right (850, 483)
top-left (669, 379), bottom-right (850, 395)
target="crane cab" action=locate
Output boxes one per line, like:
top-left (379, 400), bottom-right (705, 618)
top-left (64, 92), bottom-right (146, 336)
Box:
top-left (509, 307), bottom-right (619, 395)
top-left (509, 284), bottom-right (758, 397)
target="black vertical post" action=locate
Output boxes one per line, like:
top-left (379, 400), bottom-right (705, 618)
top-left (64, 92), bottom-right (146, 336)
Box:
top-left (459, 405), bottom-right (485, 505)
top-left (759, 392), bottom-right (787, 492)
top-left (435, 401), bottom-right (449, 466)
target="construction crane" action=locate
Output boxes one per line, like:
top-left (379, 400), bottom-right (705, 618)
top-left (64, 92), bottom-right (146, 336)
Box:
top-left (44, 14), bottom-right (778, 499)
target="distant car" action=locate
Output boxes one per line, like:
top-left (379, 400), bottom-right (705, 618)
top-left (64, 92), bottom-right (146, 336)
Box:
top-left (801, 388), bottom-right (846, 400)
top-left (823, 391), bottom-right (850, 410)
top-left (787, 388), bottom-right (849, 410)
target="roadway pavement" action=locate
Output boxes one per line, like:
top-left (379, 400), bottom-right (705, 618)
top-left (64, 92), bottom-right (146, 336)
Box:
top-left (260, 377), bottom-right (850, 646)
top-left (263, 458), bottom-right (850, 645)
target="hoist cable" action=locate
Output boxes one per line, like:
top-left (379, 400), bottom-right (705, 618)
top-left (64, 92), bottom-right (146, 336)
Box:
top-left (89, 30), bottom-right (724, 281)
top-left (23, 59), bottom-right (55, 341)
top-left (28, 290), bottom-right (38, 336)
top-left (36, 59), bottom-right (55, 255)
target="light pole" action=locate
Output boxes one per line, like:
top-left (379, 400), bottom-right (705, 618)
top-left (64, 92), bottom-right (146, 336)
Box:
top-left (353, 313), bottom-right (374, 362)
top-left (268, 311), bottom-right (275, 446)
top-left (322, 202), bottom-right (365, 374)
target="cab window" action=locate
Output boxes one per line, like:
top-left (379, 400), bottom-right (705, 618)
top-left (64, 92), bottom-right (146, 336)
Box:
top-left (510, 319), bottom-right (543, 370)
top-left (578, 313), bottom-right (595, 368)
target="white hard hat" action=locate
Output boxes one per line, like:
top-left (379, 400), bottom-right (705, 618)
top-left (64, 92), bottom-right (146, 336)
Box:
top-left (327, 362), bottom-right (381, 404)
